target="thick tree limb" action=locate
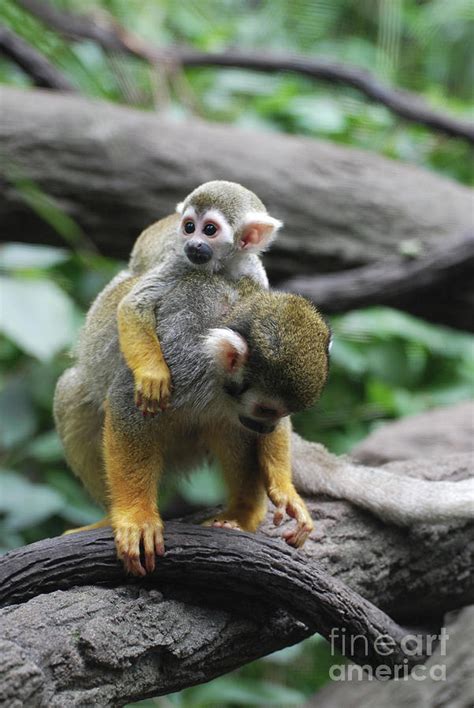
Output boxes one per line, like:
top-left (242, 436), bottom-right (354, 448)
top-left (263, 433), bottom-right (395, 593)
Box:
top-left (0, 26), bottom-right (76, 92)
top-left (0, 525), bottom-right (424, 672)
top-left (0, 450), bottom-right (473, 704)
top-left (1, 87), bottom-right (473, 329)
top-left (16, 0), bottom-right (474, 142)
top-left (280, 231), bottom-right (474, 326)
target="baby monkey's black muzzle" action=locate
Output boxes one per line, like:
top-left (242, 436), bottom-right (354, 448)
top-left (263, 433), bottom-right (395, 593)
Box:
top-left (184, 241), bottom-right (213, 265)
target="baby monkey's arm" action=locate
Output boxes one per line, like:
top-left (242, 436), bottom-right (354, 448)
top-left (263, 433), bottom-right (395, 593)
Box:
top-left (117, 266), bottom-right (171, 415)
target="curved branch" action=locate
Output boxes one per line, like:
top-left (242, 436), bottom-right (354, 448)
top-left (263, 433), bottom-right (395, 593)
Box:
top-left (0, 524), bottom-right (420, 671)
top-left (16, 0), bottom-right (474, 142)
top-left (175, 50), bottom-right (474, 144)
top-left (0, 447), bottom-right (472, 703)
top-left (0, 26), bottom-right (75, 92)
top-left (279, 230), bottom-right (474, 314)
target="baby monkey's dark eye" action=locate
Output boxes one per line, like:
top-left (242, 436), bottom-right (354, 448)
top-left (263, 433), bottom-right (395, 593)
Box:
top-left (184, 221), bottom-right (195, 234)
top-left (203, 223), bottom-right (217, 237)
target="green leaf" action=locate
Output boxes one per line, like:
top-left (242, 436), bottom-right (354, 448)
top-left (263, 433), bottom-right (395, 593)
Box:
top-left (177, 676), bottom-right (306, 706)
top-left (26, 430), bottom-right (64, 463)
top-left (291, 96), bottom-right (346, 133)
top-left (178, 465), bottom-right (226, 505)
top-left (0, 527), bottom-right (24, 554)
top-left (0, 275), bottom-right (79, 360)
top-left (0, 470), bottom-right (65, 531)
top-left (44, 469), bottom-right (102, 525)
top-left (0, 378), bottom-right (37, 449)
top-left (0, 243), bottom-right (69, 271)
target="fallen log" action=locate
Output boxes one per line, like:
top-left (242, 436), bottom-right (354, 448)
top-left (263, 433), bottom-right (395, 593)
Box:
top-left (0, 86), bottom-right (473, 329)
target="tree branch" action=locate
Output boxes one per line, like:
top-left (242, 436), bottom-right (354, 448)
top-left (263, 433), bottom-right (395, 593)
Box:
top-left (16, 0), bottom-right (474, 142)
top-left (0, 25), bottom-right (76, 92)
top-left (279, 230), bottom-right (474, 319)
top-left (0, 524), bottom-right (423, 671)
top-left (0, 443), bottom-right (472, 703)
top-left (1, 86), bottom-right (473, 329)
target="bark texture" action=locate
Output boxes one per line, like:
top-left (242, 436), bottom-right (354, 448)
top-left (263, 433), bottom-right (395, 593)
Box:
top-left (1, 86), bottom-right (473, 329)
top-left (352, 400), bottom-right (474, 466)
top-left (0, 88), bottom-right (474, 329)
top-left (307, 605), bottom-right (474, 708)
top-left (0, 450), bottom-right (473, 706)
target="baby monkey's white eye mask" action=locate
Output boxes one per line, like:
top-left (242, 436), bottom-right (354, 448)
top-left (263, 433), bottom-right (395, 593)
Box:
top-left (176, 201), bottom-right (283, 259)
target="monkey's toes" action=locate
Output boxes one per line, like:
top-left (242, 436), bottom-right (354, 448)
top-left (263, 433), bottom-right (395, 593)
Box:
top-left (270, 493), bottom-right (314, 548)
top-left (282, 520), bottom-right (313, 548)
top-left (212, 519), bottom-right (242, 530)
top-left (114, 519), bottom-right (164, 576)
top-left (202, 517), bottom-right (243, 530)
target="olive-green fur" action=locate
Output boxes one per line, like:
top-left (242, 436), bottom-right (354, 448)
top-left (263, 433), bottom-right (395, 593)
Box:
top-left (228, 279), bottom-right (330, 411)
top-left (182, 181), bottom-right (267, 233)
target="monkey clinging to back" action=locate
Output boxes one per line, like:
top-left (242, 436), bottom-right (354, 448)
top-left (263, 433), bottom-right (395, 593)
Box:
top-left (117, 180), bottom-right (282, 415)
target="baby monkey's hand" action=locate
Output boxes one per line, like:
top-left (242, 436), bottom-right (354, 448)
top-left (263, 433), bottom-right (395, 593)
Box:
top-left (134, 362), bottom-right (172, 415)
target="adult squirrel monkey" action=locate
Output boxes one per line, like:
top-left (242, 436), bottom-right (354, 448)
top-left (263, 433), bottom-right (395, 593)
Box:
top-left (55, 271), bottom-right (331, 576)
top-left (118, 181), bottom-right (282, 414)
top-left (55, 182), bottom-right (474, 576)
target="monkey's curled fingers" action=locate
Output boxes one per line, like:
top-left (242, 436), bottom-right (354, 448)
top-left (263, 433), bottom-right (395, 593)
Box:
top-left (134, 366), bottom-right (172, 416)
top-left (271, 491), bottom-right (314, 549)
top-left (113, 514), bottom-right (164, 576)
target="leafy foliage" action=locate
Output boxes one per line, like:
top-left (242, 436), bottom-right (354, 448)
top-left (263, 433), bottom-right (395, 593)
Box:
top-left (1, 0), bottom-right (473, 184)
top-left (0, 0), bottom-right (472, 704)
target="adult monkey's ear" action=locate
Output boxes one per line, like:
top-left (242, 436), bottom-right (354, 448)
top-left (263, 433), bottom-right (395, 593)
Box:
top-left (238, 212), bottom-right (283, 253)
top-left (204, 328), bottom-right (248, 373)
top-left (175, 201), bottom-right (185, 214)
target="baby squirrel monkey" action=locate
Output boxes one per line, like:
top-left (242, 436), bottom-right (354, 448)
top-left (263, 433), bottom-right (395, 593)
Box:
top-left (118, 180), bottom-right (282, 414)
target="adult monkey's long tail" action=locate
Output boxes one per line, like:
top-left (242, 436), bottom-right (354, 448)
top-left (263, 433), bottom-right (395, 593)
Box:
top-left (291, 432), bottom-right (474, 526)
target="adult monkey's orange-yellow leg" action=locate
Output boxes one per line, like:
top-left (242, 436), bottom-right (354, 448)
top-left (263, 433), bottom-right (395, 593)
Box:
top-left (117, 297), bottom-right (171, 415)
top-left (103, 401), bottom-right (164, 576)
top-left (205, 434), bottom-right (268, 532)
top-left (259, 418), bottom-right (314, 548)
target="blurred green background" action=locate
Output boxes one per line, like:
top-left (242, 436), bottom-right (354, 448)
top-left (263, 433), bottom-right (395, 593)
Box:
top-left (1, 0), bottom-right (473, 705)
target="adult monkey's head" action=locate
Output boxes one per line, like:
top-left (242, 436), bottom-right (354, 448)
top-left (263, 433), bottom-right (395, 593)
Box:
top-left (205, 289), bottom-right (331, 434)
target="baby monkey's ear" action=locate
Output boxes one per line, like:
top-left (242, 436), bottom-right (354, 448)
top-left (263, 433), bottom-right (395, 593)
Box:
top-left (239, 212), bottom-right (283, 253)
top-left (204, 328), bottom-right (248, 373)
top-left (175, 201), bottom-right (185, 215)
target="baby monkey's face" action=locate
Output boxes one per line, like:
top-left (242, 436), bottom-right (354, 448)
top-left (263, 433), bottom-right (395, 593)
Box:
top-left (179, 206), bottom-right (234, 267)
